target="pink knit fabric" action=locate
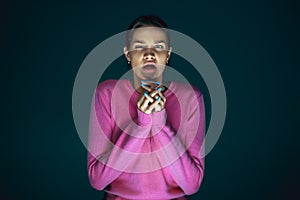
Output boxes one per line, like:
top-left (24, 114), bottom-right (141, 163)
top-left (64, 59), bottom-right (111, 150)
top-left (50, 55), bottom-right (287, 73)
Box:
top-left (88, 79), bottom-right (205, 200)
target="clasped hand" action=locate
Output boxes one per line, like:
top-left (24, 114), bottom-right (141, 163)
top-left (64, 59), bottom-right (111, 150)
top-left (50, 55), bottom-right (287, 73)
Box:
top-left (137, 81), bottom-right (166, 114)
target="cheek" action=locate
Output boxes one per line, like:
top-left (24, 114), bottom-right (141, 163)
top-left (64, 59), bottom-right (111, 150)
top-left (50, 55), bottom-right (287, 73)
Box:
top-left (129, 51), bottom-right (143, 64)
top-left (156, 51), bottom-right (169, 61)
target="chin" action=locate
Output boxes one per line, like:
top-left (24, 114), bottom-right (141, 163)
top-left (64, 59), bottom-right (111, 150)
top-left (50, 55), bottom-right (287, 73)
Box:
top-left (141, 74), bottom-right (158, 81)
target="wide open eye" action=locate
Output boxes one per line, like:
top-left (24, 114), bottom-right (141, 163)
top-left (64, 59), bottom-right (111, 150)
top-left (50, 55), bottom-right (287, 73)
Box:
top-left (154, 44), bottom-right (164, 49)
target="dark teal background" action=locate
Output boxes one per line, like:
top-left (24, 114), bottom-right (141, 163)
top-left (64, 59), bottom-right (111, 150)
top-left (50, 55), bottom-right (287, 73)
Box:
top-left (2, 0), bottom-right (299, 199)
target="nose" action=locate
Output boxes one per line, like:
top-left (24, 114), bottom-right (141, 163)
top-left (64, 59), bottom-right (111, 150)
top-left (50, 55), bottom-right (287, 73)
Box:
top-left (143, 48), bottom-right (156, 62)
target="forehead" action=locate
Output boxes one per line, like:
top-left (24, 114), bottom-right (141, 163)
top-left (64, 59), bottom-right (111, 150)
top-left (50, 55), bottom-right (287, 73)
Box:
top-left (131, 27), bottom-right (167, 43)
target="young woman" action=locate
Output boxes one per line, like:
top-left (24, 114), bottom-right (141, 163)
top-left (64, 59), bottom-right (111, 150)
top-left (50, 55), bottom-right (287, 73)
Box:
top-left (88, 15), bottom-right (205, 200)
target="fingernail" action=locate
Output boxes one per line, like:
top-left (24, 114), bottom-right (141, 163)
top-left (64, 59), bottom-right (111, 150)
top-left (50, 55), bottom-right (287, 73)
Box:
top-left (144, 92), bottom-right (149, 97)
top-left (157, 87), bottom-right (162, 91)
top-left (141, 80), bottom-right (148, 82)
top-left (157, 97), bottom-right (161, 102)
top-left (155, 81), bottom-right (161, 85)
top-left (141, 83), bottom-right (146, 87)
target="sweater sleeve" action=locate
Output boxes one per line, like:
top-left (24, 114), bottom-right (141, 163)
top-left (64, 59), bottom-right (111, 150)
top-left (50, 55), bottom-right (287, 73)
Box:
top-left (87, 84), bottom-right (152, 191)
top-left (151, 92), bottom-right (205, 195)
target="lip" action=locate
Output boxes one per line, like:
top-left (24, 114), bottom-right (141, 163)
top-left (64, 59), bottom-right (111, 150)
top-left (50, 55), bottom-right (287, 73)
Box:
top-left (142, 62), bottom-right (157, 72)
top-left (143, 61), bottom-right (156, 67)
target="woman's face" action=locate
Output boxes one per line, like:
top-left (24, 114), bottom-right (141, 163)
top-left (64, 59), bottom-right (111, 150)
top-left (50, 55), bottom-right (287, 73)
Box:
top-left (124, 27), bottom-right (171, 82)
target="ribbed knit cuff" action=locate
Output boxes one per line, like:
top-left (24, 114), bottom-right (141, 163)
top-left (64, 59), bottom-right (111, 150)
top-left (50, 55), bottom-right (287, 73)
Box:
top-left (137, 109), bottom-right (152, 126)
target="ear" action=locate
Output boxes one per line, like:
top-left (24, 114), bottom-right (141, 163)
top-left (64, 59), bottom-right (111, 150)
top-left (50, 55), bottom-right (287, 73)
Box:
top-left (124, 46), bottom-right (131, 62)
top-left (167, 46), bottom-right (172, 60)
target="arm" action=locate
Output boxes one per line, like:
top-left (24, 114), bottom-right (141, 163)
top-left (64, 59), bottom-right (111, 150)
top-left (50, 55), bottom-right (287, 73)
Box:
top-left (87, 84), bottom-right (152, 190)
top-left (151, 93), bottom-right (205, 195)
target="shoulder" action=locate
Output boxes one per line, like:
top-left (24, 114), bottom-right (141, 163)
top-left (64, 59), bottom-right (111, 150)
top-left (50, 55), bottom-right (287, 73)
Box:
top-left (95, 79), bottom-right (130, 98)
top-left (171, 82), bottom-right (203, 100)
top-left (94, 79), bottom-right (119, 99)
top-left (96, 79), bottom-right (130, 93)
top-left (96, 79), bottom-right (118, 90)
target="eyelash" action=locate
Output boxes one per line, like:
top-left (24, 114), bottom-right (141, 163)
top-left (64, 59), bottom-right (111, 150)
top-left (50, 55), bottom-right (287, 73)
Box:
top-left (134, 45), bottom-right (144, 49)
top-left (134, 45), bottom-right (165, 49)
top-left (155, 45), bottom-right (164, 49)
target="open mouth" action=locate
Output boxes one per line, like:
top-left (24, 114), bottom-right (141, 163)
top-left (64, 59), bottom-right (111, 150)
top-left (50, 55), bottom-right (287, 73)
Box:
top-left (143, 62), bottom-right (157, 71)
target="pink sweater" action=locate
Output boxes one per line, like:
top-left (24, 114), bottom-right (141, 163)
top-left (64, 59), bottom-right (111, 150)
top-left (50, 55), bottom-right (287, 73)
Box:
top-left (88, 79), bottom-right (205, 200)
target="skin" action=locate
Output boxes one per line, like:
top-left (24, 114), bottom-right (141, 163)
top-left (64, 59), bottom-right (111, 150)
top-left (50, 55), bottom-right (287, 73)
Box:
top-left (123, 27), bottom-right (172, 114)
top-left (137, 81), bottom-right (167, 114)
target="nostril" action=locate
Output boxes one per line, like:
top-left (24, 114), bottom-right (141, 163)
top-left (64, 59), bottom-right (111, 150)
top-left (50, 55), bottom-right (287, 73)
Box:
top-left (144, 55), bottom-right (155, 60)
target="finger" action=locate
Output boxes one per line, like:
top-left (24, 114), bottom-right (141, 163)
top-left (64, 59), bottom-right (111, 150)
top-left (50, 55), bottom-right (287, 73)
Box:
top-left (154, 81), bottom-right (162, 86)
top-left (159, 101), bottom-right (164, 108)
top-left (155, 92), bottom-right (166, 109)
top-left (137, 94), bottom-right (145, 108)
top-left (141, 80), bottom-right (156, 88)
top-left (148, 98), bottom-right (161, 111)
top-left (157, 91), bottom-right (166, 103)
top-left (150, 91), bottom-right (165, 101)
top-left (140, 94), bottom-right (151, 109)
top-left (149, 85), bottom-right (165, 96)
top-left (141, 80), bottom-right (163, 90)
top-left (142, 93), bottom-right (161, 113)
top-left (158, 98), bottom-right (165, 108)
top-left (140, 100), bottom-right (152, 114)
top-left (141, 83), bottom-right (152, 92)
top-left (137, 98), bottom-right (150, 113)
top-left (149, 89), bottom-right (159, 98)
top-left (149, 83), bottom-right (162, 91)
top-left (144, 92), bottom-right (154, 103)
top-left (138, 93), bottom-right (155, 107)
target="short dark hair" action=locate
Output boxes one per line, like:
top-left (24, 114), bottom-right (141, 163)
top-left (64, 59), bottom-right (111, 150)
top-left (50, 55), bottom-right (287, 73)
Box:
top-left (125, 15), bottom-right (170, 49)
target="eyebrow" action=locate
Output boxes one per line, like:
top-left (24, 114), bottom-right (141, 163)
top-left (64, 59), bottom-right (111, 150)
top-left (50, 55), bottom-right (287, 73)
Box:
top-left (132, 40), bottom-right (166, 44)
top-left (132, 40), bottom-right (146, 44)
top-left (154, 40), bottom-right (166, 44)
